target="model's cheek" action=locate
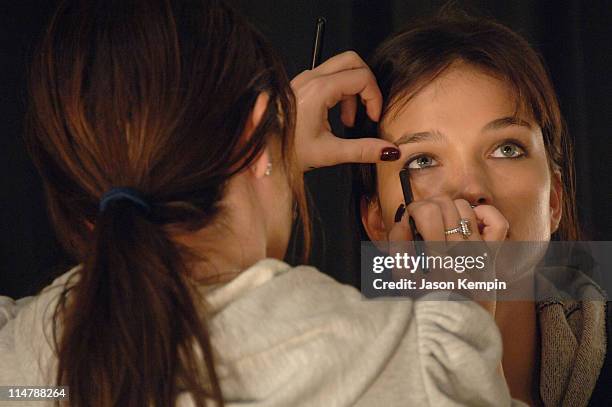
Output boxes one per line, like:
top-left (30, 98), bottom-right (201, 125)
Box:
top-left (491, 179), bottom-right (551, 241)
top-left (409, 172), bottom-right (449, 200)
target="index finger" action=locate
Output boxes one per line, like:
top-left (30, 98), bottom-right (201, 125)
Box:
top-left (319, 67), bottom-right (382, 122)
top-left (313, 50), bottom-right (368, 75)
top-left (290, 51), bottom-right (368, 89)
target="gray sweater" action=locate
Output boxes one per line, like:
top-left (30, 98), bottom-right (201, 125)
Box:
top-left (0, 259), bottom-right (524, 406)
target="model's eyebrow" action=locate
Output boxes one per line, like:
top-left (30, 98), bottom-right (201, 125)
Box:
top-left (393, 130), bottom-right (445, 145)
top-left (391, 117), bottom-right (532, 145)
top-left (482, 116), bottom-right (532, 132)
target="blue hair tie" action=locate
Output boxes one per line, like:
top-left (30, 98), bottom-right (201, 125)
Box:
top-left (99, 187), bottom-right (151, 214)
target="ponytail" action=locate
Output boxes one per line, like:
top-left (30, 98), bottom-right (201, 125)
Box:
top-left (54, 199), bottom-right (223, 406)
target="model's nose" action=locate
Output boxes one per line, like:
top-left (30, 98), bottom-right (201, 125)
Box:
top-left (451, 162), bottom-right (494, 207)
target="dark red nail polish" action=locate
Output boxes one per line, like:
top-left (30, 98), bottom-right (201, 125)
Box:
top-left (394, 204), bottom-right (406, 222)
top-left (380, 147), bottom-right (400, 161)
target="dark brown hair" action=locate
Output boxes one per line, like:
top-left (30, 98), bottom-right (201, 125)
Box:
top-left (354, 11), bottom-right (579, 241)
top-left (25, 0), bottom-right (308, 405)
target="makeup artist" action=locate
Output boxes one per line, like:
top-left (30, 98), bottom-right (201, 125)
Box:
top-left (355, 12), bottom-right (608, 406)
top-left (0, 0), bottom-right (526, 406)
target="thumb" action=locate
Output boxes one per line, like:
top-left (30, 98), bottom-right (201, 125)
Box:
top-left (473, 205), bottom-right (509, 242)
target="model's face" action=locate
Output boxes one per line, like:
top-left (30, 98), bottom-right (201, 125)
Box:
top-left (366, 63), bottom-right (562, 242)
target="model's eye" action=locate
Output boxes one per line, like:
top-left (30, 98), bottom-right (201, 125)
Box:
top-left (406, 155), bottom-right (438, 170)
top-left (492, 142), bottom-right (525, 158)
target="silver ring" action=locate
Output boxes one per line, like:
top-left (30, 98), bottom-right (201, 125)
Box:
top-left (444, 226), bottom-right (462, 236)
top-left (444, 218), bottom-right (472, 239)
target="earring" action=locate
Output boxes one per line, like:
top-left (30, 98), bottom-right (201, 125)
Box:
top-left (264, 162), bottom-right (272, 176)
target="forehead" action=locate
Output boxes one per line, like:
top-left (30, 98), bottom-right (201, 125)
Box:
top-left (381, 63), bottom-right (530, 138)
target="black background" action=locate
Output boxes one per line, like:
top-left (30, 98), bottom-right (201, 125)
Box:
top-left (1, 0), bottom-right (611, 297)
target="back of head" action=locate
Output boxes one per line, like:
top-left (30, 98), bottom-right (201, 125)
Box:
top-left (354, 10), bottom-right (578, 241)
top-left (25, 0), bottom-right (299, 405)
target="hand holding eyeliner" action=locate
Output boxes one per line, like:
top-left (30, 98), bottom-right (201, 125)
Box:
top-left (309, 18), bottom-right (424, 262)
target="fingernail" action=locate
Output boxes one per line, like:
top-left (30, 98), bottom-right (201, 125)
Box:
top-left (394, 204), bottom-right (406, 223)
top-left (380, 147), bottom-right (400, 161)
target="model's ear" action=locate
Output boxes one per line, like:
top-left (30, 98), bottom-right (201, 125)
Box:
top-left (360, 196), bottom-right (389, 250)
top-left (549, 169), bottom-right (563, 234)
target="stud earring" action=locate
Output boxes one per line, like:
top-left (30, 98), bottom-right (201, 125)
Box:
top-left (264, 162), bottom-right (272, 176)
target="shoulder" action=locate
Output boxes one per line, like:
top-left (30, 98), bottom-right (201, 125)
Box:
top-left (0, 265), bottom-right (81, 386)
top-left (590, 301), bottom-right (612, 406)
top-left (202, 259), bottom-right (514, 405)
top-left (204, 258), bottom-right (399, 314)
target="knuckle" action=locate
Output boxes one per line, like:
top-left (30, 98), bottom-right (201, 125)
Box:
top-left (343, 50), bottom-right (360, 61)
top-left (291, 70), bottom-right (312, 86)
top-left (309, 77), bottom-right (333, 97)
top-left (454, 199), bottom-right (472, 212)
top-left (363, 67), bottom-right (377, 81)
top-left (356, 67), bottom-right (374, 84)
top-left (410, 201), bottom-right (439, 219)
top-left (429, 194), bottom-right (450, 205)
top-left (501, 218), bottom-right (510, 230)
top-left (298, 69), bottom-right (312, 77)
top-left (310, 75), bottom-right (326, 90)
top-left (359, 145), bottom-right (368, 163)
top-left (454, 198), bottom-right (470, 207)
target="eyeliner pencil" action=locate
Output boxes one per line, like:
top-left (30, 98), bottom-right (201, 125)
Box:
top-left (310, 17), bottom-right (326, 69)
top-left (400, 168), bottom-right (429, 273)
top-left (399, 169), bottom-right (422, 241)
top-left (399, 169), bottom-right (427, 272)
